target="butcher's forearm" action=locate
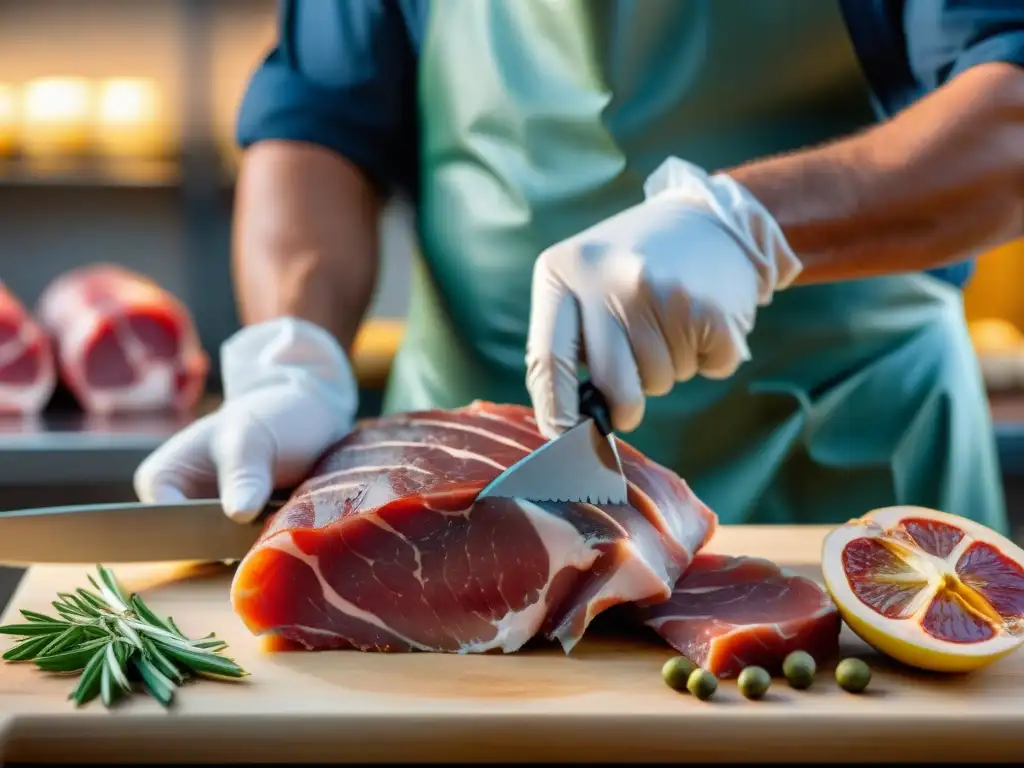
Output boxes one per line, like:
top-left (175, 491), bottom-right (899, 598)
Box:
top-left (729, 62), bottom-right (1024, 284)
top-left (232, 140), bottom-right (381, 352)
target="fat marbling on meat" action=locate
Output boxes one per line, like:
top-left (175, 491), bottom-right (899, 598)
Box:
top-left (231, 401), bottom-right (718, 654)
top-left (633, 553), bottom-right (841, 677)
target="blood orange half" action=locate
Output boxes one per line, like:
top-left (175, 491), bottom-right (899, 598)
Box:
top-left (822, 506), bottom-right (1024, 673)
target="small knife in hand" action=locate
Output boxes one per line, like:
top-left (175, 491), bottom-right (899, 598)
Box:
top-left (477, 380), bottom-right (628, 505)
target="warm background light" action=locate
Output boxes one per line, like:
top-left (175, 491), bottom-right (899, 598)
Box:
top-left (0, 83), bottom-right (15, 156)
top-left (94, 77), bottom-right (167, 158)
top-left (19, 76), bottom-right (92, 157)
top-left (965, 240), bottom-right (1024, 328)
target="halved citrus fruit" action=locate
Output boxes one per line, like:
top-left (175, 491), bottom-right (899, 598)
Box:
top-left (822, 506), bottom-right (1024, 673)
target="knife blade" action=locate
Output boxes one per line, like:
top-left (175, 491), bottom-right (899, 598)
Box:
top-left (477, 380), bottom-right (628, 505)
top-left (0, 495), bottom-right (289, 565)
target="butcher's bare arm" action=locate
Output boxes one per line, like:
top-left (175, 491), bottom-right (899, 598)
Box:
top-left (729, 62), bottom-right (1024, 283)
top-left (232, 140), bottom-right (381, 353)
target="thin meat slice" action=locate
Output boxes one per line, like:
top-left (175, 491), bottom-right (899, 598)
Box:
top-left (231, 401), bottom-right (717, 654)
top-left (634, 553), bottom-right (840, 678)
top-left (0, 282), bottom-right (56, 415)
top-left (36, 264), bottom-right (208, 414)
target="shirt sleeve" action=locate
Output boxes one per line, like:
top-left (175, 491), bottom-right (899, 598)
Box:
top-left (235, 0), bottom-right (418, 195)
top-left (903, 1), bottom-right (1024, 289)
top-left (903, 0), bottom-right (1024, 91)
top-left (840, 0), bottom-right (1024, 115)
top-left (839, 0), bottom-right (1023, 288)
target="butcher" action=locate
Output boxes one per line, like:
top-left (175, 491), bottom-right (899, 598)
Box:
top-left (134, 0), bottom-right (1023, 533)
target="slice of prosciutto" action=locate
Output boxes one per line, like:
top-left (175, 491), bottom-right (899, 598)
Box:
top-left (231, 401), bottom-right (717, 654)
top-left (634, 553), bottom-right (841, 678)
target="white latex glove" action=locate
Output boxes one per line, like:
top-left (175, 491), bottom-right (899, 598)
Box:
top-left (133, 317), bottom-right (358, 523)
top-left (526, 157), bottom-right (803, 438)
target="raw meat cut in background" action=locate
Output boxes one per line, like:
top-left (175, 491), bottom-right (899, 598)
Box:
top-left (232, 402), bottom-right (718, 654)
top-left (0, 282), bottom-right (57, 415)
top-left (633, 553), bottom-right (840, 678)
top-left (36, 263), bottom-right (208, 415)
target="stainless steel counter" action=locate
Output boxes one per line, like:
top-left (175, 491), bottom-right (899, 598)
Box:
top-left (0, 399), bottom-right (218, 486)
top-left (0, 389), bottom-right (387, 488)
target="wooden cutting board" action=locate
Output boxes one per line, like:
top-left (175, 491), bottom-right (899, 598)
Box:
top-left (0, 525), bottom-right (1020, 764)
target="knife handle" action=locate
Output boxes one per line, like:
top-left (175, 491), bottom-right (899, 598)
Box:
top-left (578, 380), bottom-right (613, 436)
top-left (265, 487), bottom-right (296, 511)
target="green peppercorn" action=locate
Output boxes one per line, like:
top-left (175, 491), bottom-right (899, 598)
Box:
top-left (835, 658), bottom-right (871, 693)
top-left (661, 655), bottom-right (697, 692)
top-left (737, 666), bottom-right (771, 700)
top-left (782, 650), bottom-right (816, 690)
top-left (686, 668), bottom-right (718, 701)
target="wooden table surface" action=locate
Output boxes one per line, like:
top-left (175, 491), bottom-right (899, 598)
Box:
top-left (0, 525), bottom-right (1020, 764)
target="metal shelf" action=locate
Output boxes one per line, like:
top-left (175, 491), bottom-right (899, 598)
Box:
top-left (0, 155), bottom-right (239, 190)
top-left (0, 156), bottom-right (183, 189)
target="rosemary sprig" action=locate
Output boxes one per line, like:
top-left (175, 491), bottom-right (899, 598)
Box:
top-left (0, 565), bottom-right (248, 709)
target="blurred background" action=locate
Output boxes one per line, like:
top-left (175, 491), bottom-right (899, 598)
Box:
top-left (0, 0), bottom-right (417, 603)
top-left (0, 0), bottom-right (1023, 606)
top-left (0, 0), bottom-right (415, 503)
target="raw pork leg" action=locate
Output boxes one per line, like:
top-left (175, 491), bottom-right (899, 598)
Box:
top-left (0, 283), bottom-right (56, 415)
top-left (231, 402), bottom-right (718, 654)
top-left (634, 553), bottom-right (840, 678)
top-left (36, 264), bottom-right (208, 414)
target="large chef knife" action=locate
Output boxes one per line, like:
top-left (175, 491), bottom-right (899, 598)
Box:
top-left (477, 380), bottom-right (628, 505)
top-left (0, 494), bottom-right (290, 565)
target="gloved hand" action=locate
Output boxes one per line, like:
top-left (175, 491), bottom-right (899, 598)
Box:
top-left (133, 316), bottom-right (358, 523)
top-left (526, 157), bottom-right (803, 438)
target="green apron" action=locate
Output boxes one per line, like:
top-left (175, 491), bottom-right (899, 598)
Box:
top-left (383, 0), bottom-right (1007, 532)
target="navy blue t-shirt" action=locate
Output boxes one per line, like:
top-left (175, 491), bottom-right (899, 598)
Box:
top-left (236, 0), bottom-right (1024, 289)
